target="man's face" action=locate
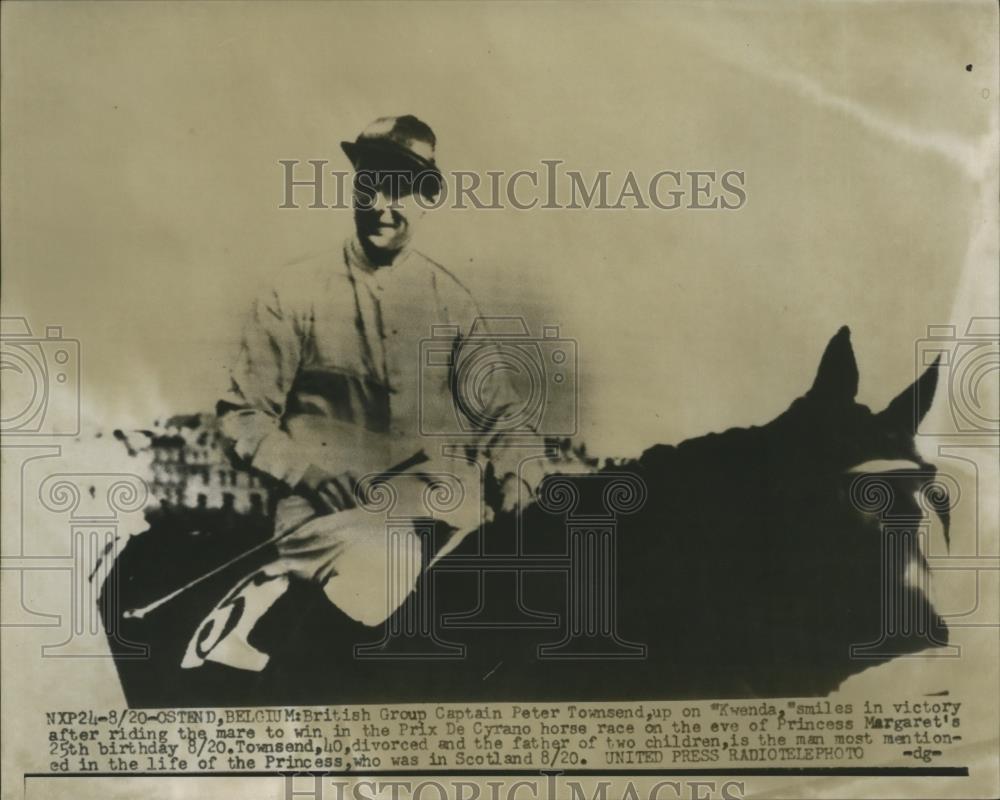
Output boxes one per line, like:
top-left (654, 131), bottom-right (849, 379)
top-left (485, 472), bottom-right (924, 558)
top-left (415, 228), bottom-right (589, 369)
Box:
top-left (353, 169), bottom-right (429, 255)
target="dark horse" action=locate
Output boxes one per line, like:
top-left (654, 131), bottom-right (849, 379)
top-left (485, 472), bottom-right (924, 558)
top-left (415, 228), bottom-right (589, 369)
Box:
top-left (101, 327), bottom-right (950, 707)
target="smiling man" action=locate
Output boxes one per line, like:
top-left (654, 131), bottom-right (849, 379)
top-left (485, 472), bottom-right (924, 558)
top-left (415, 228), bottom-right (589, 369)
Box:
top-left (219, 115), bottom-right (491, 504)
top-left (198, 116), bottom-right (536, 669)
top-left (346, 115), bottom-right (443, 264)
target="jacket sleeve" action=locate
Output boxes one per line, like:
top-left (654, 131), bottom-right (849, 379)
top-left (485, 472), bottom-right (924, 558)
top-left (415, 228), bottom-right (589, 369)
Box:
top-left (449, 312), bottom-right (551, 499)
top-left (216, 288), bottom-right (312, 488)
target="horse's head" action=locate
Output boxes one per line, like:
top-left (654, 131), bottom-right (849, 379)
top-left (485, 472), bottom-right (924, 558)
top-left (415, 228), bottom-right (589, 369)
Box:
top-left (782, 326), bottom-right (940, 473)
top-left (773, 327), bottom-right (950, 542)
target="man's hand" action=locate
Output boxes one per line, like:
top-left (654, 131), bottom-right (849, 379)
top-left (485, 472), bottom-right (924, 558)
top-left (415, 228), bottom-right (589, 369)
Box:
top-left (297, 449), bottom-right (432, 514)
top-left (297, 464), bottom-right (360, 513)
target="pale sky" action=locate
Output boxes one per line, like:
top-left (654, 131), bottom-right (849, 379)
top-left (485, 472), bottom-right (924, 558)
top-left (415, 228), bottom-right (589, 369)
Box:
top-left (3, 0), bottom-right (996, 457)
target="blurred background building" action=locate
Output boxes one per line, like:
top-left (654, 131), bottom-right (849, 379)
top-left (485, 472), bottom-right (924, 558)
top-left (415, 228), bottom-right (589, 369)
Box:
top-left (114, 413), bottom-right (269, 516)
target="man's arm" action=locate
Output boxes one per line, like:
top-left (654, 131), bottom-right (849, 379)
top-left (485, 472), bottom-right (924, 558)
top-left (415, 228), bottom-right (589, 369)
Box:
top-left (216, 287), bottom-right (314, 488)
top-left (448, 315), bottom-right (552, 512)
top-left (219, 282), bottom-right (422, 511)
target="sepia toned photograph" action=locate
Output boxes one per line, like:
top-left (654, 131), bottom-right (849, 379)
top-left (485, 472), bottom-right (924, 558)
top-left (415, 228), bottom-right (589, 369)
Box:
top-left (2, 2), bottom-right (997, 799)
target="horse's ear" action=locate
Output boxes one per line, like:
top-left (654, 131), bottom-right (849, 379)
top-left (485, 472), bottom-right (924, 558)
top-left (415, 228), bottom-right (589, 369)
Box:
top-left (808, 326), bottom-right (859, 402)
top-left (879, 357), bottom-right (940, 431)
